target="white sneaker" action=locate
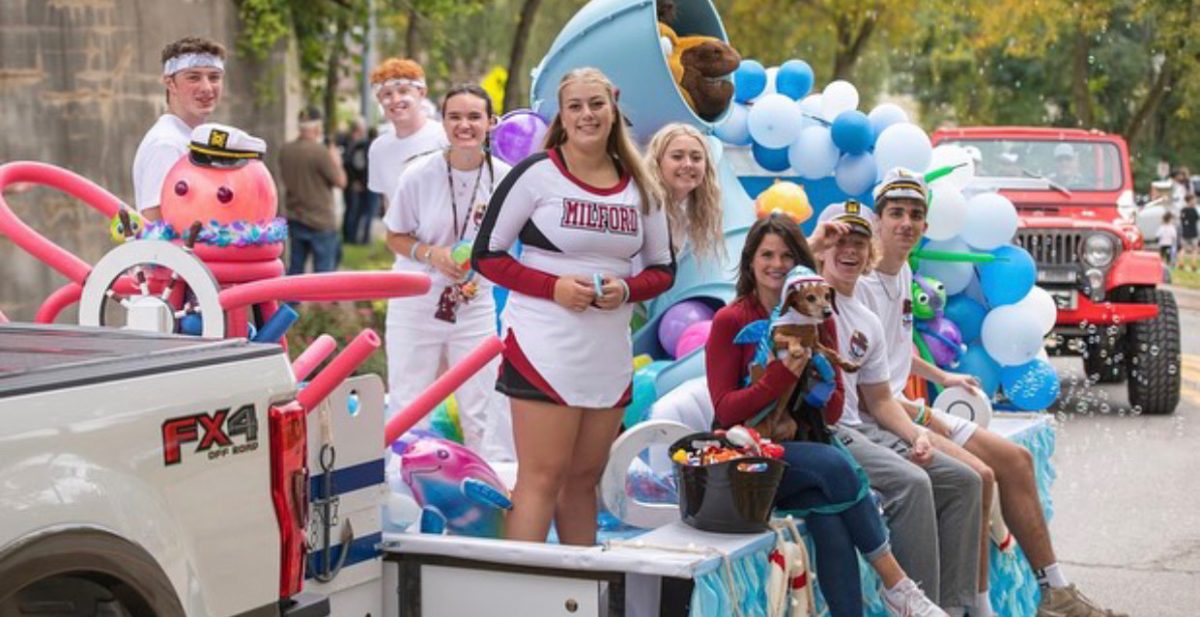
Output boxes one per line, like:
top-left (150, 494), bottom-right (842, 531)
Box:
top-left (883, 578), bottom-right (949, 617)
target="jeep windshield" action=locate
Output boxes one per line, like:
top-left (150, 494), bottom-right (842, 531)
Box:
top-left (939, 139), bottom-right (1125, 192)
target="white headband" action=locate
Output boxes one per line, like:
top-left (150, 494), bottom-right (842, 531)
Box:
top-left (372, 78), bottom-right (426, 95)
top-left (164, 53), bottom-right (225, 76)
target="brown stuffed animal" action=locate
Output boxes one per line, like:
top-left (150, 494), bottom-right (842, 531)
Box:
top-left (748, 272), bottom-right (859, 443)
top-left (658, 22), bottom-right (740, 121)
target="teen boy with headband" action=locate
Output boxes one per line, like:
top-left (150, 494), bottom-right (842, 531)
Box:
top-left (367, 58), bottom-right (449, 212)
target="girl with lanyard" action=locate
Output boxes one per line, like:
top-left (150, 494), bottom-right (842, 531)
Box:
top-left (705, 214), bottom-right (946, 617)
top-left (384, 84), bottom-right (514, 461)
top-left (644, 123), bottom-right (723, 260)
top-left (472, 68), bottom-right (675, 545)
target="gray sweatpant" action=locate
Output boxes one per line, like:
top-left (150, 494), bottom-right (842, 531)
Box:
top-left (834, 423), bottom-right (982, 608)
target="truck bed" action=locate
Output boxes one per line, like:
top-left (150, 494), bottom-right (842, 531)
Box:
top-left (0, 324), bottom-right (281, 398)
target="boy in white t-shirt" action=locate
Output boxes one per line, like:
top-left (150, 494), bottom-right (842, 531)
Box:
top-left (861, 168), bottom-right (1130, 617)
top-left (132, 36), bottom-right (227, 221)
top-left (367, 58), bottom-right (449, 212)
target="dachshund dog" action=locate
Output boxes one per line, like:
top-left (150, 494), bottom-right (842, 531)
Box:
top-left (748, 275), bottom-right (859, 443)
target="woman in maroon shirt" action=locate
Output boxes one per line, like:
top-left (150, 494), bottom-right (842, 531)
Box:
top-left (704, 214), bottom-right (945, 617)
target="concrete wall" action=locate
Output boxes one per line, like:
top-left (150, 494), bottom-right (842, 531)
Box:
top-left (0, 0), bottom-right (294, 321)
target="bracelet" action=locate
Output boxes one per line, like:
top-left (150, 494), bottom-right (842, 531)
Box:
top-left (618, 279), bottom-right (631, 304)
top-left (914, 404), bottom-right (928, 426)
top-left (409, 242), bottom-right (421, 261)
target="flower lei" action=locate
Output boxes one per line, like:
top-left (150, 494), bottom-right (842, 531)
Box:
top-left (140, 218), bottom-right (288, 247)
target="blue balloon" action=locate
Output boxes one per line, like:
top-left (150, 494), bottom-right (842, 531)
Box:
top-left (623, 360), bottom-right (671, 427)
top-left (714, 102), bottom-right (752, 145)
top-left (752, 142), bottom-right (791, 172)
top-left (734, 60), bottom-right (767, 103)
top-left (944, 295), bottom-right (988, 343)
top-left (1000, 359), bottom-right (1061, 411)
top-left (957, 342), bottom-right (1002, 399)
top-left (774, 59), bottom-right (814, 100)
top-left (830, 110), bottom-right (873, 155)
top-left (835, 153), bottom-right (877, 196)
top-left (978, 245), bottom-right (1036, 307)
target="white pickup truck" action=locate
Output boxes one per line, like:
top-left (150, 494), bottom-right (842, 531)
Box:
top-left (0, 324), bottom-right (327, 617)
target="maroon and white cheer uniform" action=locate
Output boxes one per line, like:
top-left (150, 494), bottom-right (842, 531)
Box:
top-left (472, 149), bottom-right (675, 408)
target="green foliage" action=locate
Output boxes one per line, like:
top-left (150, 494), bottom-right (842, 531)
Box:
top-left (285, 299), bottom-right (389, 378)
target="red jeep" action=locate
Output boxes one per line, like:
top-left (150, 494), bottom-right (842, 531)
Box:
top-left (932, 127), bottom-right (1180, 415)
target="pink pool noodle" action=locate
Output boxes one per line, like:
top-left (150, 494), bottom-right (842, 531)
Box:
top-left (219, 272), bottom-right (431, 311)
top-left (297, 329), bottom-right (380, 413)
top-left (385, 335), bottom-right (504, 446)
top-left (292, 334), bottom-right (337, 381)
top-left (0, 162), bottom-right (125, 285)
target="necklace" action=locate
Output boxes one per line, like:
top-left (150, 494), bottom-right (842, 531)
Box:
top-left (445, 151), bottom-right (485, 241)
top-left (878, 269), bottom-right (902, 302)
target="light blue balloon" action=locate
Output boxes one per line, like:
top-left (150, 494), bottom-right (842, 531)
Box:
top-left (916, 238), bottom-right (974, 295)
top-left (957, 342), bottom-right (1002, 398)
top-left (961, 192), bottom-right (1019, 250)
top-left (981, 304), bottom-right (1044, 367)
top-left (868, 103), bottom-right (908, 141)
top-left (774, 59), bottom-right (814, 100)
top-left (788, 126), bottom-right (839, 180)
top-left (752, 142), bottom-right (791, 172)
top-left (831, 110), bottom-right (873, 155)
top-left (978, 245), bottom-right (1036, 307)
top-left (714, 102), bottom-right (752, 145)
top-left (734, 59), bottom-right (767, 104)
top-left (835, 153), bottom-right (877, 196)
top-left (944, 294), bottom-right (988, 343)
top-left (1000, 359), bottom-right (1061, 411)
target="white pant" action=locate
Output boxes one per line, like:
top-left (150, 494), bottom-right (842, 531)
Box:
top-left (386, 296), bottom-right (515, 462)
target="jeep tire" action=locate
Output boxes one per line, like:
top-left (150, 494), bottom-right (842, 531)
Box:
top-left (1125, 288), bottom-right (1181, 415)
top-left (1083, 330), bottom-right (1126, 384)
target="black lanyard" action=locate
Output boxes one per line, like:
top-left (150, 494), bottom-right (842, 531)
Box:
top-left (446, 151), bottom-right (485, 241)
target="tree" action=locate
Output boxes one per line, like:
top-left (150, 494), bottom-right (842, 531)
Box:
top-left (502, 0), bottom-right (545, 113)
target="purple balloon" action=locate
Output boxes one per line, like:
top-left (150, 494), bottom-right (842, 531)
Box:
top-left (492, 110), bottom-right (549, 165)
top-left (658, 300), bottom-right (715, 356)
top-left (919, 315), bottom-right (966, 368)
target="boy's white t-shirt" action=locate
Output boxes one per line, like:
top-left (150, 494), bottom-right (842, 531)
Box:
top-left (367, 120), bottom-right (449, 202)
top-left (832, 290), bottom-right (892, 427)
top-left (132, 114), bottom-right (192, 211)
top-left (856, 263), bottom-right (916, 398)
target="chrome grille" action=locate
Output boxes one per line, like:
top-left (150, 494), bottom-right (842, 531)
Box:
top-left (1015, 230), bottom-right (1085, 266)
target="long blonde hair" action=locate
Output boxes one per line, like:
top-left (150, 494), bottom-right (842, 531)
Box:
top-left (542, 68), bottom-right (663, 214)
top-left (645, 123), bottom-right (724, 259)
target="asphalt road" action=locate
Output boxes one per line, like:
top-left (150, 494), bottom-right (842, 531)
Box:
top-left (1045, 287), bottom-right (1200, 616)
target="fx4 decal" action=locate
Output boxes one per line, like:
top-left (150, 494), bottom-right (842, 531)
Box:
top-left (162, 404), bottom-right (259, 466)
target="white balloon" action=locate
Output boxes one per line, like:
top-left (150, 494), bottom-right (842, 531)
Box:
top-left (835, 153), bottom-right (877, 196)
top-left (747, 94), bottom-right (803, 149)
top-left (874, 123), bottom-right (933, 178)
top-left (821, 80), bottom-right (859, 120)
top-left (925, 185), bottom-right (968, 241)
top-left (1015, 286), bottom-right (1058, 335)
top-left (714, 102), bottom-right (752, 145)
top-left (961, 192), bottom-right (1018, 250)
top-left (868, 103), bottom-right (908, 139)
top-left (981, 304), bottom-right (1045, 367)
top-left (799, 94), bottom-right (823, 121)
top-left (788, 126), bottom-right (840, 180)
top-left (916, 238), bottom-right (975, 295)
top-left (928, 145), bottom-right (977, 190)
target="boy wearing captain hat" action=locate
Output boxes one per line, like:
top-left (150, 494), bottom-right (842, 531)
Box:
top-left (133, 36), bottom-right (228, 221)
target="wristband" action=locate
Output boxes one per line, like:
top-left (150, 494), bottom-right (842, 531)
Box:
top-left (409, 242), bottom-right (421, 261)
top-left (914, 404), bottom-right (928, 426)
top-left (618, 279), bottom-right (631, 303)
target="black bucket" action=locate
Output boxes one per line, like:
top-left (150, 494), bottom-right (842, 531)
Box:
top-left (669, 432), bottom-right (787, 533)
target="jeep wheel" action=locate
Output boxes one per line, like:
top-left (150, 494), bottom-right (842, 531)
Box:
top-left (1083, 330), bottom-right (1126, 384)
top-left (1125, 288), bottom-right (1181, 415)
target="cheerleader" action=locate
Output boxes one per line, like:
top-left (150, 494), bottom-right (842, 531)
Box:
top-left (472, 68), bottom-right (675, 545)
